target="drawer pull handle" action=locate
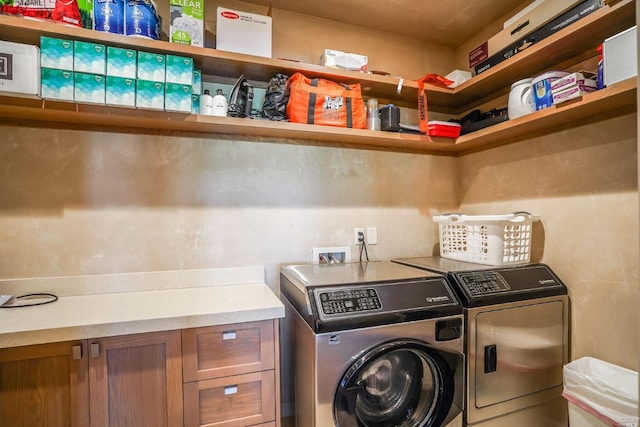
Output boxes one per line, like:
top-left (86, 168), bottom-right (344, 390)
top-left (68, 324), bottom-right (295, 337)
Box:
top-left (223, 331), bottom-right (237, 340)
top-left (224, 385), bottom-right (238, 395)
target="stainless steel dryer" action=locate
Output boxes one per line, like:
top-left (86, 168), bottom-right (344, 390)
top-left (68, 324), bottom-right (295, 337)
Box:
top-left (392, 257), bottom-right (569, 427)
top-left (280, 261), bottom-right (465, 427)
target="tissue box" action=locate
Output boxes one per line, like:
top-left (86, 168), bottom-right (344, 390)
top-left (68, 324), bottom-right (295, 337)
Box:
top-left (40, 36), bottom-right (73, 70)
top-left (165, 54), bottom-right (193, 85)
top-left (74, 72), bottom-right (105, 104)
top-left (41, 68), bottom-right (74, 101)
top-left (192, 69), bottom-right (201, 95)
top-left (74, 41), bottom-right (105, 74)
top-left (137, 51), bottom-right (165, 82)
top-left (136, 79), bottom-right (164, 110)
top-left (107, 47), bottom-right (136, 78)
top-left (321, 49), bottom-right (368, 72)
top-left (216, 7), bottom-right (272, 57)
top-left (164, 82), bottom-right (192, 113)
top-left (0, 40), bottom-right (40, 98)
top-left (106, 76), bottom-right (136, 107)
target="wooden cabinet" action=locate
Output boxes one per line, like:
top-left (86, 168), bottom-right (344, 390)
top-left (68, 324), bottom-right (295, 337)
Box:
top-left (0, 330), bottom-right (183, 427)
top-left (0, 0), bottom-right (635, 156)
top-left (88, 331), bottom-right (183, 427)
top-left (0, 340), bottom-right (89, 427)
top-left (182, 320), bottom-right (280, 427)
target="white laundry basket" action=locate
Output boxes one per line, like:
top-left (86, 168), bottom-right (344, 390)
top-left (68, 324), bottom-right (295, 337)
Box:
top-left (563, 357), bottom-right (638, 427)
top-left (433, 212), bottom-right (538, 266)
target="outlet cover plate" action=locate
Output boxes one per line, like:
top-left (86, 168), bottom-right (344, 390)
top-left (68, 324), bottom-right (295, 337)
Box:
top-left (313, 246), bottom-right (351, 264)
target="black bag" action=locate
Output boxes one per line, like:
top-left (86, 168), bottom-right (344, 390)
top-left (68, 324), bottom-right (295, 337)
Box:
top-left (261, 73), bottom-right (289, 120)
top-left (227, 75), bottom-right (254, 118)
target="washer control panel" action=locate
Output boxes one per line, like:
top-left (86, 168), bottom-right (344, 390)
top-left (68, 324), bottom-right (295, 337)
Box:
top-left (316, 288), bottom-right (382, 317)
top-left (459, 271), bottom-right (511, 296)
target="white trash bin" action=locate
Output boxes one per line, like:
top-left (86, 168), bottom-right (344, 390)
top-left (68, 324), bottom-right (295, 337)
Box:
top-left (563, 357), bottom-right (638, 427)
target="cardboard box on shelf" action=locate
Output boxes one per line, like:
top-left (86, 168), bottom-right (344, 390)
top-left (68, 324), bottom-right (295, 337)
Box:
top-left (74, 72), bottom-right (105, 104)
top-left (136, 79), bottom-right (164, 110)
top-left (0, 40), bottom-right (40, 99)
top-left (470, 0), bottom-right (584, 67)
top-left (488, 0), bottom-right (583, 57)
top-left (137, 51), bottom-right (165, 82)
top-left (475, 0), bottom-right (603, 75)
top-left (106, 76), bottom-right (136, 107)
top-left (107, 47), bottom-right (136, 79)
top-left (74, 41), bottom-right (106, 75)
top-left (40, 36), bottom-right (73, 71)
top-left (320, 49), bottom-right (368, 72)
top-left (41, 68), bottom-right (74, 101)
top-left (216, 7), bottom-right (272, 57)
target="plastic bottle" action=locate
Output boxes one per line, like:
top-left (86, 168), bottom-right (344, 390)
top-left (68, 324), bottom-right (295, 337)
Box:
top-left (199, 89), bottom-right (213, 115)
top-left (212, 89), bottom-right (228, 117)
top-left (597, 44), bottom-right (604, 89)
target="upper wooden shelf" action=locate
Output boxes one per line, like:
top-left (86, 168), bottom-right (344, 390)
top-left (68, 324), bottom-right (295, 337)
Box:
top-left (0, 1), bottom-right (636, 155)
top-left (0, 77), bottom-right (634, 156)
top-left (0, 0), bottom-right (634, 114)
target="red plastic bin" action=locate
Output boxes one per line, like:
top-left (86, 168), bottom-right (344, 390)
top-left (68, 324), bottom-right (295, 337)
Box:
top-left (428, 121), bottom-right (461, 138)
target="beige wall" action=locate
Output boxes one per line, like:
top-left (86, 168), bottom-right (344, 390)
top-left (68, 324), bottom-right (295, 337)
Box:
top-left (458, 113), bottom-right (638, 370)
top-left (0, 113), bottom-right (637, 371)
top-left (0, 125), bottom-right (457, 287)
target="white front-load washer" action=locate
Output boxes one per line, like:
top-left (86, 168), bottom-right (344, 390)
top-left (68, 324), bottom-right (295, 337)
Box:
top-left (280, 261), bottom-right (465, 427)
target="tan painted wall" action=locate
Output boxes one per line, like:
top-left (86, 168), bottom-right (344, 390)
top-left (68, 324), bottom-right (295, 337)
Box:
top-left (457, 113), bottom-right (638, 370)
top-left (1, 113), bottom-right (637, 371)
top-left (0, 126), bottom-right (458, 287)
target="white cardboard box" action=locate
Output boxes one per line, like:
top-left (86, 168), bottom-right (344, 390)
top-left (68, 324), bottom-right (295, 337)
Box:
top-left (0, 40), bottom-right (40, 98)
top-left (216, 7), bottom-right (271, 58)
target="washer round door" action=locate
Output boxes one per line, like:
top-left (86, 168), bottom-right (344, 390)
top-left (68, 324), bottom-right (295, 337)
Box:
top-left (333, 339), bottom-right (462, 427)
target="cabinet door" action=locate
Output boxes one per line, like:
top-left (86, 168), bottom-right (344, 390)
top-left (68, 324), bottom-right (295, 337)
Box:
top-left (182, 320), bottom-right (275, 382)
top-left (0, 340), bottom-right (89, 427)
top-left (88, 330), bottom-right (183, 427)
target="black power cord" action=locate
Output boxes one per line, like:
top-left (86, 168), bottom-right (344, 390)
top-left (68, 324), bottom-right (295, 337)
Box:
top-left (358, 231), bottom-right (370, 263)
top-left (0, 293), bottom-right (58, 308)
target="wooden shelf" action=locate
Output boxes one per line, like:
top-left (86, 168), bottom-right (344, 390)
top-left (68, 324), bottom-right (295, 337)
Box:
top-left (0, 0), bottom-right (635, 155)
top-left (0, 0), bottom-right (634, 114)
top-left (1, 78), bottom-right (634, 156)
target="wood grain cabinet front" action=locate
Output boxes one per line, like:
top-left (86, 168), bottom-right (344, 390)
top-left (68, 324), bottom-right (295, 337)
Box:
top-left (0, 330), bottom-right (183, 427)
top-left (0, 340), bottom-right (90, 427)
top-left (182, 320), bottom-right (280, 427)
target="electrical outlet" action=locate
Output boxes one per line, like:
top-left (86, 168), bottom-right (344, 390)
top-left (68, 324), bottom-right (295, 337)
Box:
top-left (354, 228), bottom-right (364, 245)
top-left (313, 246), bottom-right (351, 264)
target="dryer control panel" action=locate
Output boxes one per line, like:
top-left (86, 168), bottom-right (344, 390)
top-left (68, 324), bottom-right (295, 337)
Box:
top-left (459, 272), bottom-right (511, 296)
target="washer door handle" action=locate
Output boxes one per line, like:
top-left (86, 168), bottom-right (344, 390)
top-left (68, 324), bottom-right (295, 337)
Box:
top-left (484, 345), bottom-right (497, 373)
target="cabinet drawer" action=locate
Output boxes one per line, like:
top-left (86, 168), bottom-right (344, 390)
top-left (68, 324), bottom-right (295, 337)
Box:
top-left (183, 370), bottom-right (276, 427)
top-left (182, 320), bottom-right (275, 382)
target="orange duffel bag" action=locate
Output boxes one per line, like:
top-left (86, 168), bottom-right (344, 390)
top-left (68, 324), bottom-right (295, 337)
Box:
top-left (286, 72), bottom-right (366, 129)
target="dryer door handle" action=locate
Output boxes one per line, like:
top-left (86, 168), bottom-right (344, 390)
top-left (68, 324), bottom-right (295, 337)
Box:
top-left (484, 345), bottom-right (497, 373)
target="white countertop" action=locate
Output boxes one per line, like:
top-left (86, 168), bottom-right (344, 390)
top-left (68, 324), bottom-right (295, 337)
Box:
top-left (0, 266), bottom-right (284, 348)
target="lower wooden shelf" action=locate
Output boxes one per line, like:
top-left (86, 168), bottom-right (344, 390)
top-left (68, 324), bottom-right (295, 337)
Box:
top-left (0, 77), bottom-right (635, 156)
